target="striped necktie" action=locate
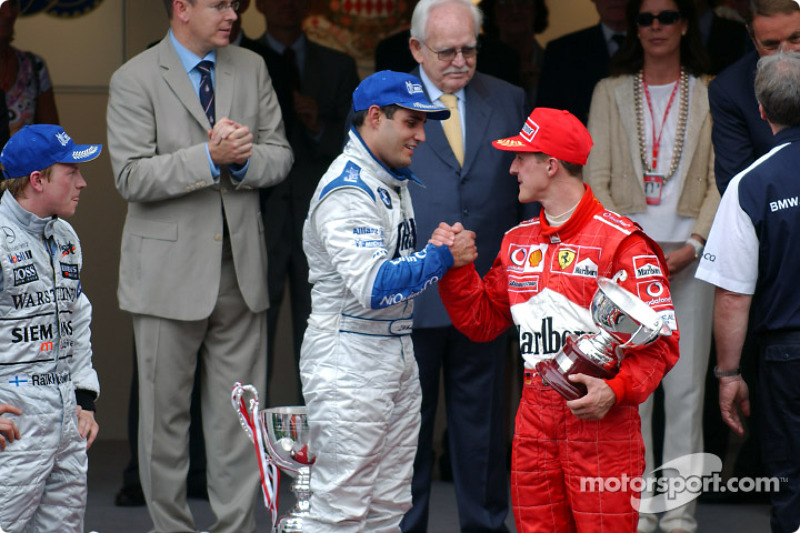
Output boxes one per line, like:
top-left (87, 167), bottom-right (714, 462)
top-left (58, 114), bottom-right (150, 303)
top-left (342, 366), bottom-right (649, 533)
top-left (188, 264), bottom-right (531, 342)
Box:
top-left (196, 60), bottom-right (215, 126)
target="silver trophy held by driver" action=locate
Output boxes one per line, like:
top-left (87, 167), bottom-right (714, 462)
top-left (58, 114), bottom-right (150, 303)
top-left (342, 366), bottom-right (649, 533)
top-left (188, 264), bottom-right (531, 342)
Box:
top-left (536, 276), bottom-right (672, 401)
top-left (231, 383), bottom-right (315, 533)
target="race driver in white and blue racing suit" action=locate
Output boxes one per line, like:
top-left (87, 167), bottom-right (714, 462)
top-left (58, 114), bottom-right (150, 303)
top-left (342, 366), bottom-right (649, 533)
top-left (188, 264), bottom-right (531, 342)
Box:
top-left (0, 125), bottom-right (101, 533)
top-left (299, 71), bottom-right (469, 532)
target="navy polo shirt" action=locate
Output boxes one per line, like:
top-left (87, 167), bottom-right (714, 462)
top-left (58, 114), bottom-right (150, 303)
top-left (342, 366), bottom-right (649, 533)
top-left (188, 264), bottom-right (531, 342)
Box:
top-left (697, 126), bottom-right (800, 333)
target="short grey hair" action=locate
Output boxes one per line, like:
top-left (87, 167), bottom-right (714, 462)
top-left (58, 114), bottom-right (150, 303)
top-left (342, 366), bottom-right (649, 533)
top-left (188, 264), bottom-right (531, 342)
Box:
top-left (410, 0), bottom-right (483, 42)
top-left (755, 51), bottom-right (800, 129)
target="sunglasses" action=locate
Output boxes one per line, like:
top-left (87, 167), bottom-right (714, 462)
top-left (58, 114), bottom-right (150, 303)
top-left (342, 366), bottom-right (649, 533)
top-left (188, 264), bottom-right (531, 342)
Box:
top-left (636, 10), bottom-right (682, 27)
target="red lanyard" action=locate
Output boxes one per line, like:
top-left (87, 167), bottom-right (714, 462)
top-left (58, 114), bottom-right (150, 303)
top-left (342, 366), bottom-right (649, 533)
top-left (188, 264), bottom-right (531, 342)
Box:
top-left (642, 73), bottom-right (681, 171)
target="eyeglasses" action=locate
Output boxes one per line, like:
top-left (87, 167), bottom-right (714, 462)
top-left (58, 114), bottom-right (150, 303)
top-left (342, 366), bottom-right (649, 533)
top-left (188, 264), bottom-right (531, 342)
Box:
top-left (422, 42), bottom-right (480, 61)
top-left (636, 10), bottom-right (682, 27)
top-left (209, 0), bottom-right (240, 12)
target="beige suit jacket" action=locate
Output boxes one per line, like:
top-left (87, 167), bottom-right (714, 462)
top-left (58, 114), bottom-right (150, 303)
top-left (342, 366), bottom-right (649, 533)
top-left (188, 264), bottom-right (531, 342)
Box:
top-left (585, 74), bottom-right (720, 239)
top-left (107, 36), bottom-right (293, 320)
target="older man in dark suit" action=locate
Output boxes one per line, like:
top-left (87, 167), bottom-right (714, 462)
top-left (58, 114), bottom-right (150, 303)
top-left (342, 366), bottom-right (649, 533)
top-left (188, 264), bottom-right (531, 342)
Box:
top-left (401, 1), bottom-right (530, 531)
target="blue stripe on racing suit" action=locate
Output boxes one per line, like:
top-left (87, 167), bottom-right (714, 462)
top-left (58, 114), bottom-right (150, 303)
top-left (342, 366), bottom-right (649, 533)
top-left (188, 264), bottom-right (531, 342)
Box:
top-left (370, 243), bottom-right (454, 309)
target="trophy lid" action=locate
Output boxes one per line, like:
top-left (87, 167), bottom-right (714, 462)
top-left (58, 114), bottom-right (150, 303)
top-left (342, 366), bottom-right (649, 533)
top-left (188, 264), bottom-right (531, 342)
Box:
top-left (593, 277), bottom-right (672, 346)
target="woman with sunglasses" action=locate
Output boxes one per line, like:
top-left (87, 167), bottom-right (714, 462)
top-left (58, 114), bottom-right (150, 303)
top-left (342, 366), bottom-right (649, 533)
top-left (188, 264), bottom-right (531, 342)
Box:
top-left (584, 1), bottom-right (720, 532)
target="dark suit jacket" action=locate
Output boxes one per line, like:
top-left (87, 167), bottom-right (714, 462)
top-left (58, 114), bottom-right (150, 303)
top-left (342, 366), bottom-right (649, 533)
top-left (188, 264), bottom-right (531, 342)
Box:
top-left (709, 50), bottom-right (774, 194)
top-left (375, 29), bottom-right (522, 87)
top-left (536, 24), bottom-right (611, 125)
top-left (705, 13), bottom-right (752, 75)
top-left (408, 70), bottom-right (531, 328)
top-left (260, 37), bottom-right (360, 253)
top-left (240, 34), bottom-right (294, 135)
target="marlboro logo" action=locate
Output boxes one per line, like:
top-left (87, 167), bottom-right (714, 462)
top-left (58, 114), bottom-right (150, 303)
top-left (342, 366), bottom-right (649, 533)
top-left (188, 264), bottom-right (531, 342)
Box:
top-left (633, 255), bottom-right (663, 279)
top-left (520, 118), bottom-right (540, 142)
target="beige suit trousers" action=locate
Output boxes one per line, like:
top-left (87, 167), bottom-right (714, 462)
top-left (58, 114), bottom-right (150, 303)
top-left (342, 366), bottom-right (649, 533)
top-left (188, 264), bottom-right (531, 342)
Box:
top-left (133, 254), bottom-right (267, 533)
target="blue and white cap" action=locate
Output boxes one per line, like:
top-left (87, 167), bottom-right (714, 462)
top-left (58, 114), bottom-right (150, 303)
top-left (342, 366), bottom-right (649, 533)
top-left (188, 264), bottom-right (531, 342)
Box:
top-left (0, 124), bottom-right (103, 180)
top-left (352, 70), bottom-right (450, 121)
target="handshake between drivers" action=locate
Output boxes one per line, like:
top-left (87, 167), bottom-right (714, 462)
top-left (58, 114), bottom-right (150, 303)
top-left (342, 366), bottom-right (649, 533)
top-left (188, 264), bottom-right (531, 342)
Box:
top-left (429, 222), bottom-right (477, 268)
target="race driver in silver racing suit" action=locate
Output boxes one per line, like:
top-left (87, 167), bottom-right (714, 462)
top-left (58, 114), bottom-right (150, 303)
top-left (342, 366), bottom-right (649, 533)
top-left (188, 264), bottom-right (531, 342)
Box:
top-left (0, 124), bottom-right (101, 533)
top-left (299, 70), bottom-right (463, 532)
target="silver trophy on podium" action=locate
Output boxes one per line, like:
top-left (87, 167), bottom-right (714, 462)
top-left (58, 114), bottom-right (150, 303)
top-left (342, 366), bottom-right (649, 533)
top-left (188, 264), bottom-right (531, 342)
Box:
top-left (536, 276), bottom-right (673, 400)
top-left (231, 383), bottom-right (316, 533)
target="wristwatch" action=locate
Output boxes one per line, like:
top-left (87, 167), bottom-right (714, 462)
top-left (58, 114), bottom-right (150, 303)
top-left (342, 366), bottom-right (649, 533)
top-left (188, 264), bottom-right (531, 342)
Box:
top-left (687, 237), bottom-right (704, 259)
top-left (713, 366), bottom-right (741, 378)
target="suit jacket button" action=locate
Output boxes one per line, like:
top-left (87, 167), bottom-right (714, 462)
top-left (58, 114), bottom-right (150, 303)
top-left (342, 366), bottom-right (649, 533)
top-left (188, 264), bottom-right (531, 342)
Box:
top-left (214, 234), bottom-right (223, 241)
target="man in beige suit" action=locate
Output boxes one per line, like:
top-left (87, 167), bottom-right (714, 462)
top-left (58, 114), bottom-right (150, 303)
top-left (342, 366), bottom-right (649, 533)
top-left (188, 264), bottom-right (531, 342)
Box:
top-left (106, 1), bottom-right (293, 531)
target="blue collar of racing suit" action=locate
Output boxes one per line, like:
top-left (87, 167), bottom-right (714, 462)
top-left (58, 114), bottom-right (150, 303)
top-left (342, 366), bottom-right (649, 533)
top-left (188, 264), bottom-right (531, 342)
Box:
top-left (349, 126), bottom-right (424, 187)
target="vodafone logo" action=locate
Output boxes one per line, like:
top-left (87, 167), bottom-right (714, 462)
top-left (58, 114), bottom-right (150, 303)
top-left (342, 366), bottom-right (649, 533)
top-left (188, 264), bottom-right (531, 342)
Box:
top-left (510, 246), bottom-right (528, 266)
top-left (646, 281), bottom-right (664, 297)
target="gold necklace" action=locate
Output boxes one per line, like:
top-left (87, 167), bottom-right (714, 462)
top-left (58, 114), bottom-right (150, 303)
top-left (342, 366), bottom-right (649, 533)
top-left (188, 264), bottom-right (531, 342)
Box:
top-left (634, 68), bottom-right (689, 182)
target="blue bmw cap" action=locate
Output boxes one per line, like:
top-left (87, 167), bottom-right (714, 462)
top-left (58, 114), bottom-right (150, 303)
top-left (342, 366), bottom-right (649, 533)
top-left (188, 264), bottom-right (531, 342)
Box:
top-left (0, 124), bottom-right (103, 180)
top-left (352, 70), bottom-right (450, 121)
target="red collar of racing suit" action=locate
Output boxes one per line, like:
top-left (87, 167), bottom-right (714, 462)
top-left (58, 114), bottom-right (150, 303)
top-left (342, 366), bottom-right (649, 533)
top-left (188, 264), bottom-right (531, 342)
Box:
top-left (538, 184), bottom-right (604, 242)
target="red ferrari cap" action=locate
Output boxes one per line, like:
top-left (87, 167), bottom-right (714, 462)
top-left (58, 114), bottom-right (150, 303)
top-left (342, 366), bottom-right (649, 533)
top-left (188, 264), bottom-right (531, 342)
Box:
top-left (492, 107), bottom-right (593, 165)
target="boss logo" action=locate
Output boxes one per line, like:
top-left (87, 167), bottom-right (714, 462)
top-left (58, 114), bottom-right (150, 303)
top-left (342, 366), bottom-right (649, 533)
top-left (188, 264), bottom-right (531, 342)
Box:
top-left (13, 264), bottom-right (39, 286)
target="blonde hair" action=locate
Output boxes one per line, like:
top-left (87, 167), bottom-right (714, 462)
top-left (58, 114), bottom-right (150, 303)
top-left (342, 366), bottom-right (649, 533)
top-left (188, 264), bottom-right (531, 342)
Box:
top-left (0, 166), bottom-right (53, 199)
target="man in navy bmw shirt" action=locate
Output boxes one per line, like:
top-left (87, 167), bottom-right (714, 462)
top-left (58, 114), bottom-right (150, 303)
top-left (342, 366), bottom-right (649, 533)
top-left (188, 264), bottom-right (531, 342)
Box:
top-left (697, 51), bottom-right (800, 533)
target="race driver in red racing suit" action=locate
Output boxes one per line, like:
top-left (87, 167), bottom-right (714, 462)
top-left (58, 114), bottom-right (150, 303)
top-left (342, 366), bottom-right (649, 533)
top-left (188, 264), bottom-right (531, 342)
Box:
top-left (432, 108), bottom-right (680, 533)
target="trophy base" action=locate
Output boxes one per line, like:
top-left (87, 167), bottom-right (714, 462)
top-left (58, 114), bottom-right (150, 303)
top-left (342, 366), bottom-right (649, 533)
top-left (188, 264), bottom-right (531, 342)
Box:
top-left (535, 335), bottom-right (615, 401)
top-left (277, 512), bottom-right (308, 533)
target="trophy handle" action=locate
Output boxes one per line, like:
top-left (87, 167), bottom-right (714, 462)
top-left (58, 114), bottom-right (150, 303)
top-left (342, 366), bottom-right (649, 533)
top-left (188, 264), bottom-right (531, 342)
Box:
top-left (231, 382), bottom-right (281, 532)
top-left (232, 383), bottom-right (259, 444)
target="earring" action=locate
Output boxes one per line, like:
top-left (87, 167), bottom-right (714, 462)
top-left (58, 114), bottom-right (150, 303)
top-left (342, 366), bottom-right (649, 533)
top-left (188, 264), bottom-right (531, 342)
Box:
top-left (681, 29), bottom-right (686, 36)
